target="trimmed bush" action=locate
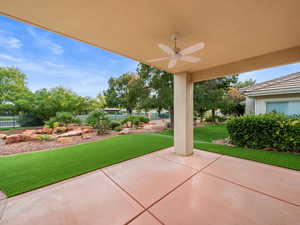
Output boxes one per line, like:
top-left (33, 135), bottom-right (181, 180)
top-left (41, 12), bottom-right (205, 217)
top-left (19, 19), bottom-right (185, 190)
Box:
top-left (114, 125), bottom-right (123, 132)
top-left (227, 113), bottom-right (300, 152)
top-left (138, 116), bottom-right (150, 124)
top-left (109, 121), bottom-right (121, 130)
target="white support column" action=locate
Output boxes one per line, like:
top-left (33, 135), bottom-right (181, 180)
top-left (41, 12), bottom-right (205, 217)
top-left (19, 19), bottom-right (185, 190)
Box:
top-left (174, 72), bottom-right (194, 156)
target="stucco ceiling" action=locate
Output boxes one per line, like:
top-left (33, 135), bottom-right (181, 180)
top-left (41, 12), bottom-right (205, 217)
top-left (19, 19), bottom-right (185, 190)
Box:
top-left (1, 0), bottom-right (300, 78)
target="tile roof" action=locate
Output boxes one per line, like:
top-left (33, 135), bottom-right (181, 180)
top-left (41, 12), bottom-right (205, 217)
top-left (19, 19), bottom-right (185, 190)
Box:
top-left (241, 72), bottom-right (300, 94)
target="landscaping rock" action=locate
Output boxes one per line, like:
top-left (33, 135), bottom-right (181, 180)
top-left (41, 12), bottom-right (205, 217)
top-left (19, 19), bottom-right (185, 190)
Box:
top-left (66, 124), bottom-right (81, 131)
top-left (0, 134), bottom-right (7, 139)
top-left (22, 130), bottom-right (38, 135)
top-left (57, 137), bottom-right (73, 143)
top-left (41, 127), bottom-right (53, 134)
top-left (57, 129), bottom-right (83, 137)
top-left (119, 128), bottom-right (131, 135)
top-left (82, 127), bottom-right (93, 134)
top-left (53, 127), bottom-right (67, 134)
top-left (5, 134), bottom-right (39, 144)
top-left (81, 135), bottom-right (91, 139)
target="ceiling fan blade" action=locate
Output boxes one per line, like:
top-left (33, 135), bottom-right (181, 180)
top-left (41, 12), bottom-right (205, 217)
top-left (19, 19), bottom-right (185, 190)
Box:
top-left (180, 42), bottom-right (205, 55)
top-left (180, 55), bottom-right (201, 63)
top-left (147, 57), bottom-right (169, 62)
top-left (168, 58), bottom-right (177, 68)
top-left (158, 44), bottom-right (175, 55)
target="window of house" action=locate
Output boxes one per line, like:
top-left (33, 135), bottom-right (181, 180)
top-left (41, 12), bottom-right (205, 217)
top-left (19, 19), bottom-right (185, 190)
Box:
top-left (266, 101), bottom-right (300, 115)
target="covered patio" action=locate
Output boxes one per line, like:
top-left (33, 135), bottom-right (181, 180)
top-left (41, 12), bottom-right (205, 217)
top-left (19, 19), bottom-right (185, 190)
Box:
top-left (1, 148), bottom-right (300, 224)
top-left (0, 0), bottom-right (300, 224)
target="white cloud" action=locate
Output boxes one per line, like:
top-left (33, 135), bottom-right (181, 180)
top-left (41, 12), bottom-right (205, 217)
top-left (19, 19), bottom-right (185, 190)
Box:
top-left (0, 35), bottom-right (22, 49)
top-left (0, 54), bottom-right (23, 62)
top-left (26, 27), bottom-right (64, 55)
top-left (44, 61), bottom-right (65, 68)
top-left (49, 43), bottom-right (64, 55)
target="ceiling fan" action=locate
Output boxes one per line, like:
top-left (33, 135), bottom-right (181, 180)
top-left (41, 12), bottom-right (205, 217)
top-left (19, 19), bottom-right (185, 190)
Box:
top-left (147, 35), bottom-right (205, 68)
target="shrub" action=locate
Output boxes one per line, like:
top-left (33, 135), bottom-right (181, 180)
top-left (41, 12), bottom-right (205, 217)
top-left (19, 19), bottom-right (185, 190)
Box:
top-left (114, 125), bottom-right (123, 132)
top-left (54, 112), bottom-right (81, 126)
top-left (86, 110), bottom-right (111, 135)
top-left (109, 121), bottom-right (121, 130)
top-left (227, 113), bottom-right (300, 152)
top-left (121, 116), bottom-right (146, 128)
top-left (44, 118), bottom-right (60, 128)
top-left (44, 112), bottom-right (80, 128)
top-left (37, 134), bottom-right (51, 141)
top-left (138, 116), bottom-right (150, 124)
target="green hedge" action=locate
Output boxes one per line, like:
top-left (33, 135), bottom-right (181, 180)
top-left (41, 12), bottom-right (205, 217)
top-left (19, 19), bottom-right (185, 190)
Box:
top-left (227, 113), bottom-right (300, 152)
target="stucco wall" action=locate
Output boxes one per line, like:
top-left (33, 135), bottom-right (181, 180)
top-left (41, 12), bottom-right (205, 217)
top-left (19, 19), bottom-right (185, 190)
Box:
top-left (254, 93), bottom-right (300, 114)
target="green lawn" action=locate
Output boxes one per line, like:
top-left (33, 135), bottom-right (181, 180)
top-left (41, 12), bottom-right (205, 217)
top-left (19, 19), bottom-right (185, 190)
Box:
top-left (159, 124), bottom-right (300, 171)
top-left (194, 143), bottom-right (300, 171)
top-left (161, 123), bottom-right (228, 142)
top-left (0, 134), bottom-right (173, 197)
top-left (1, 128), bottom-right (299, 198)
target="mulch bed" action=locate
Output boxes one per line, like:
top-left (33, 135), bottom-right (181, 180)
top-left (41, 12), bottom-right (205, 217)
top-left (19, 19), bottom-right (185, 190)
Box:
top-left (0, 131), bottom-right (119, 156)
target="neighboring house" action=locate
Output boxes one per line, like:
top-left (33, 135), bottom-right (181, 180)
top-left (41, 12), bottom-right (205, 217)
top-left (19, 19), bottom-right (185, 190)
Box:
top-left (241, 72), bottom-right (300, 115)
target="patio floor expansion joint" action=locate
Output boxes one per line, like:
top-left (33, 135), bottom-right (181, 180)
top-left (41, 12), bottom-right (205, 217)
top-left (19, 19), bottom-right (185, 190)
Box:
top-left (202, 171), bottom-right (300, 208)
top-left (101, 154), bottom-right (223, 225)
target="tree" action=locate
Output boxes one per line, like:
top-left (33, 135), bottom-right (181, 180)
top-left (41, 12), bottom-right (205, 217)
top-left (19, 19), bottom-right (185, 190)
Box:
top-left (104, 73), bottom-right (147, 114)
top-left (194, 75), bottom-right (238, 122)
top-left (17, 86), bottom-right (90, 126)
top-left (0, 66), bottom-right (32, 114)
top-left (234, 79), bottom-right (256, 89)
top-left (137, 63), bottom-right (174, 126)
top-left (220, 79), bottom-right (256, 117)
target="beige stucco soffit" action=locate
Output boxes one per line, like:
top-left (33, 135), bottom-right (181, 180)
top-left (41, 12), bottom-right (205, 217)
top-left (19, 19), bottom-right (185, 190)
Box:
top-left (190, 46), bottom-right (300, 83)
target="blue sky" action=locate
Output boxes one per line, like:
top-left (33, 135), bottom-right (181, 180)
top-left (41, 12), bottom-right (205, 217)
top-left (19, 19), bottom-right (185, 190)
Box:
top-left (0, 15), bottom-right (300, 97)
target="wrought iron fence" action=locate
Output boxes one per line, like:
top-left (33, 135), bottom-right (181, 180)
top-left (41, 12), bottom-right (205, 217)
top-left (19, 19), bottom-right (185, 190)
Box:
top-left (0, 116), bottom-right (20, 128)
top-left (78, 112), bottom-right (170, 123)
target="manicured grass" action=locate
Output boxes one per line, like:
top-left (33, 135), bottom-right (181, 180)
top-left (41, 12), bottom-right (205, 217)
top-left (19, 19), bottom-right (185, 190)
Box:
top-left (1, 129), bottom-right (299, 198)
top-left (194, 143), bottom-right (300, 171)
top-left (0, 134), bottom-right (173, 197)
top-left (159, 124), bottom-right (300, 171)
top-left (161, 123), bottom-right (228, 142)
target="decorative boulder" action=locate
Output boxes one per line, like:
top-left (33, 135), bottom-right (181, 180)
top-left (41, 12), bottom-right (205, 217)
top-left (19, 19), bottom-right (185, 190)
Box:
top-left (57, 129), bottom-right (83, 137)
top-left (119, 128), bottom-right (131, 135)
top-left (53, 127), bottom-right (67, 134)
top-left (0, 134), bottom-right (7, 139)
top-left (41, 127), bottom-right (53, 134)
top-left (22, 129), bottom-right (38, 135)
top-left (66, 124), bottom-right (81, 131)
top-left (81, 135), bottom-right (91, 139)
top-left (5, 134), bottom-right (39, 144)
top-left (81, 126), bottom-right (93, 134)
top-left (57, 137), bottom-right (73, 143)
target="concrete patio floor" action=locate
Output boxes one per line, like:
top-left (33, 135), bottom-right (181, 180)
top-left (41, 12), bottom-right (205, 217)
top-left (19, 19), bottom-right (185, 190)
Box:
top-left (1, 148), bottom-right (300, 225)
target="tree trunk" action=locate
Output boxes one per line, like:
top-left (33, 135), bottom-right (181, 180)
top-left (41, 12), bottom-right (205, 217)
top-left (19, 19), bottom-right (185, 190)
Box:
top-left (157, 109), bottom-right (161, 119)
top-left (211, 108), bottom-right (216, 123)
top-left (127, 108), bottom-right (132, 115)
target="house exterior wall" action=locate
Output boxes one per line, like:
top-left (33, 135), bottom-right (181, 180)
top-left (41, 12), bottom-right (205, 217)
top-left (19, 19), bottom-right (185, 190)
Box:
top-left (254, 93), bottom-right (300, 114)
top-left (245, 97), bottom-right (255, 114)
